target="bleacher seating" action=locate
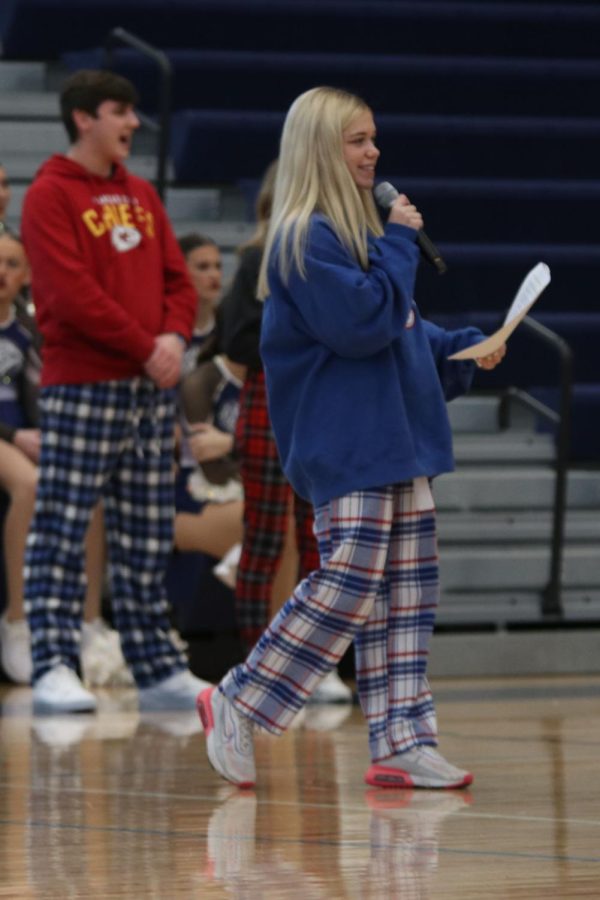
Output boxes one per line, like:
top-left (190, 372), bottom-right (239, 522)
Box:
top-left (59, 48), bottom-right (600, 119)
top-left (3, 0), bottom-right (600, 59)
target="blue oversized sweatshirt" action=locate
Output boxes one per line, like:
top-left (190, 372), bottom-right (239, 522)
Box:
top-left (260, 215), bottom-right (485, 507)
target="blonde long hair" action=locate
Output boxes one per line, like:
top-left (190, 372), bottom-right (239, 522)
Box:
top-left (257, 86), bottom-right (383, 300)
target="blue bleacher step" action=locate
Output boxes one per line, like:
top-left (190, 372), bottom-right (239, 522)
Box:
top-left (559, 590), bottom-right (600, 620)
top-left (434, 468), bottom-right (600, 510)
top-left (0, 61), bottom-right (47, 91)
top-left (447, 396), bottom-right (504, 433)
top-left (165, 188), bottom-right (221, 223)
top-left (389, 177), bottom-right (600, 244)
top-left (438, 510), bottom-right (600, 545)
top-left (437, 588), bottom-right (600, 627)
top-left (436, 590), bottom-right (542, 625)
top-left (0, 150), bottom-right (170, 184)
top-left (453, 432), bottom-right (554, 465)
top-left (439, 544), bottom-right (599, 591)
top-left (0, 120), bottom-right (65, 155)
top-left (447, 395), bottom-right (538, 433)
top-left (169, 219), bottom-right (253, 249)
top-left (7, 1), bottom-right (600, 60)
top-left (62, 48), bottom-right (600, 120)
top-left (170, 109), bottom-right (600, 181)
top-left (0, 91), bottom-right (56, 120)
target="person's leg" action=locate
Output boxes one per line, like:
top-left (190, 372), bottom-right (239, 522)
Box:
top-left (234, 374), bottom-right (289, 651)
top-left (385, 482), bottom-right (439, 752)
top-left (269, 498), bottom-right (298, 615)
top-left (80, 502), bottom-right (133, 688)
top-left (0, 443), bottom-right (37, 682)
top-left (0, 442), bottom-right (37, 621)
top-left (103, 380), bottom-right (203, 706)
top-left (355, 481), bottom-right (438, 763)
top-left (24, 385), bottom-right (109, 685)
top-left (174, 500), bottom-right (243, 558)
top-left (198, 487), bottom-right (394, 786)
top-left (360, 483), bottom-right (472, 789)
top-left (220, 487), bottom-right (394, 733)
top-left (82, 503), bottom-right (106, 623)
top-left (292, 490), bottom-right (352, 703)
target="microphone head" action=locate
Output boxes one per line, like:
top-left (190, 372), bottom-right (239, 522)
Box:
top-left (373, 181), bottom-right (399, 208)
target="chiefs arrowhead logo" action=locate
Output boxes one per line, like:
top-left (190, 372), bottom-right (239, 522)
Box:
top-left (111, 225), bottom-right (142, 252)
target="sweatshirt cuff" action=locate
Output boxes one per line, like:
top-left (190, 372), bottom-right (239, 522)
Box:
top-left (384, 222), bottom-right (420, 243)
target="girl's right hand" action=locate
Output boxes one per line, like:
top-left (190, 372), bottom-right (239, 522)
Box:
top-left (388, 194), bottom-right (424, 232)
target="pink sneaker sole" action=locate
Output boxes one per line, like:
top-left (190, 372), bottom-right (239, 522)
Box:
top-left (364, 763), bottom-right (473, 790)
top-left (197, 686), bottom-right (214, 735)
top-left (197, 686), bottom-right (256, 789)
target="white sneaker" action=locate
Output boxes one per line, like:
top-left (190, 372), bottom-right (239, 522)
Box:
top-left (0, 615), bottom-right (32, 684)
top-left (33, 664), bottom-right (98, 714)
top-left (365, 745), bottom-right (473, 790)
top-left (81, 618), bottom-right (134, 687)
top-left (308, 669), bottom-right (353, 704)
top-left (138, 668), bottom-right (212, 711)
top-left (197, 686), bottom-right (256, 788)
top-left (213, 543), bottom-right (242, 590)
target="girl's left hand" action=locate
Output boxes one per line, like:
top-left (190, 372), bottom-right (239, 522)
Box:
top-left (475, 343), bottom-right (507, 370)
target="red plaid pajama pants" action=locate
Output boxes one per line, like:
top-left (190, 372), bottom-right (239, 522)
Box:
top-left (234, 372), bottom-right (320, 652)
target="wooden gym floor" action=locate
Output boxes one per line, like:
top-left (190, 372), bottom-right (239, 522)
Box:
top-left (1, 674), bottom-right (600, 898)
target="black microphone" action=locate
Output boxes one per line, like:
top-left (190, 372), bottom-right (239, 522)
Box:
top-left (374, 181), bottom-right (447, 275)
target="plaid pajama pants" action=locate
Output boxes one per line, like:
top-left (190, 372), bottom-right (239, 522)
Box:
top-left (24, 379), bottom-right (188, 686)
top-left (221, 483), bottom-right (440, 762)
top-left (234, 372), bottom-right (320, 652)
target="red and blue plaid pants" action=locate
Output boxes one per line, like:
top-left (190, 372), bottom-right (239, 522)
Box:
top-left (221, 482), bottom-right (439, 762)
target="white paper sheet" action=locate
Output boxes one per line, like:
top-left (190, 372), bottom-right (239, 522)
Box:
top-left (448, 262), bottom-right (551, 361)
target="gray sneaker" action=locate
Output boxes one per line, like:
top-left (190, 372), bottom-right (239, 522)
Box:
top-left (138, 669), bottom-right (212, 711)
top-left (197, 686), bottom-right (256, 788)
top-left (33, 664), bottom-right (97, 714)
top-left (365, 745), bottom-right (473, 789)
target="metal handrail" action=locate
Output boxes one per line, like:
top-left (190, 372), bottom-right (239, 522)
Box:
top-left (103, 27), bottom-right (172, 200)
top-left (498, 314), bottom-right (573, 618)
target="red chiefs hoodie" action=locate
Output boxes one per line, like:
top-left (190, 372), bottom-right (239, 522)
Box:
top-left (21, 155), bottom-right (197, 385)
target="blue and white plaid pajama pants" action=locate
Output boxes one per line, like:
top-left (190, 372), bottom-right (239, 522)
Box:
top-left (24, 379), bottom-right (188, 686)
top-left (221, 482), bottom-right (439, 762)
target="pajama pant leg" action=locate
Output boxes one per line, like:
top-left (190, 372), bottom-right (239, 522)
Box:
top-left (220, 487), bottom-right (394, 734)
top-left (25, 383), bottom-right (127, 681)
top-left (354, 482), bottom-right (439, 762)
top-left (234, 373), bottom-right (292, 651)
top-left (103, 381), bottom-right (188, 687)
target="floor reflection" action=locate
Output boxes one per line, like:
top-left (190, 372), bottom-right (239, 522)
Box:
top-left (2, 677), bottom-right (600, 898)
top-left (201, 784), bottom-right (471, 899)
top-left (362, 789), bottom-right (472, 898)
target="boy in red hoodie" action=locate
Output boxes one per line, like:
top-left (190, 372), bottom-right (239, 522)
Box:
top-left (21, 69), bottom-right (210, 713)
